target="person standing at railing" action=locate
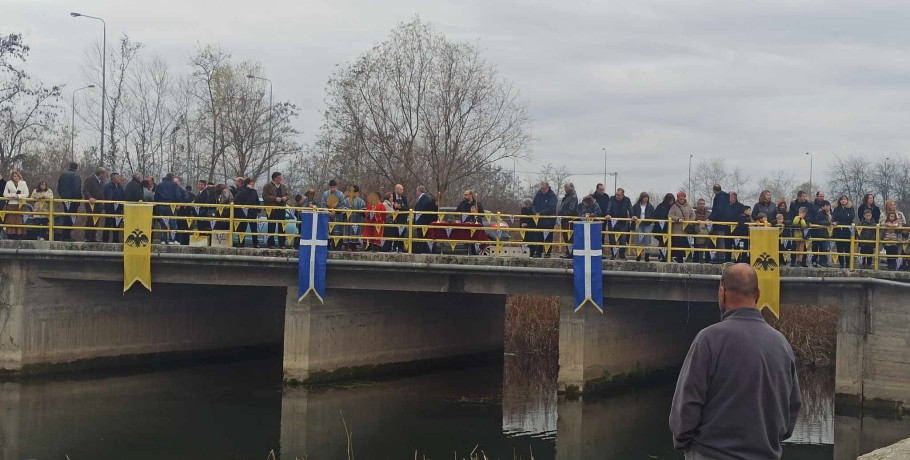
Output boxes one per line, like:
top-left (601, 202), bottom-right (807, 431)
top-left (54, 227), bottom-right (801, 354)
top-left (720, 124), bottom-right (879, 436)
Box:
top-left (30, 181), bottom-right (54, 241)
top-left (213, 184), bottom-right (233, 232)
top-left (605, 188), bottom-right (633, 260)
top-left (879, 199), bottom-right (907, 270)
top-left (457, 189), bottom-right (486, 255)
top-left (81, 169), bottom-right (107, 243)
top-left (708, 184), bottom-right (732, 264)
top-left (56, 162), bottom-right (83, 242)
top-left (809, 192), bottom-right (831, 265)
top-left (882, 212), bottom-right (901, 271)
top-left (262, 172), bottom-right (291, 249)
top-left (753, 190), bottom-right (777, 222)
top-left (344, 185), bottom-right (367, 252)
top-left (142, 177), bottom-right (156, 202)
top-left (101, 173), bottom-right (125, 244)
top-left (363, 192), bottom-right (386, 252)
top-left (858, 193), bottom-right (881, 224)
top-left (555, 184), bottom-right (577, 259)
top-left (832, 195), bottom-right (856, 269)
top-left (791, 207), bottom-right (810, 267)
top-left (153, 173), bottom-right (182, 245)
top-left (124, 173), bottom-right (144, 202)
top-left (383, 184), bottom-right (410, 253)
top-left (811, 201), bottom-right (834, 268)
top-left (669, 192), bottom-right (695, 264)
top-left (192, 180), bottom-right (213, 236)
top-left (321, 179), bottom-right (346, 251)
top-left (234, 178), bottom-right (260, 248)
top-left (531, 181), bottom-right (557, 258)
top-left (857, 209), bottom-right (877, 269)
top-left (519, 198), bottom-right (542, 257)
top-left (631, 192), bottom-right (654, 262)
top-left (2, 171), bottom-right (29, 240)
top-left (412, 185), bottom-right (437, 254)
top-left (653, 193), bottom-right (675, 262)
top-left (593, 183), bottom-right (611, 247)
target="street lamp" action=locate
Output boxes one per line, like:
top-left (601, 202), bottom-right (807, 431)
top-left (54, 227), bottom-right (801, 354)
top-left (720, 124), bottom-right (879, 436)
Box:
top-left (71, 85), bottom-right (96, 160)
top-left (602, 147), bottom-right (607, 187)
top-left (247, 74), bottom-right (274, 176)
top-left (71, 12), bottom-right (107, 168)
top-left (688, 154), bottom-right (694, 194)
top-left (608, 171), bottom-right (618, 191)
top-left (806, 152), bottom-right (813, 192)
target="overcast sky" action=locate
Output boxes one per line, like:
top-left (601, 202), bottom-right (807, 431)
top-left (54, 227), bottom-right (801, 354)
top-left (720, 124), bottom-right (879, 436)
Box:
top-left (7, 0), bottom-right (910, 197)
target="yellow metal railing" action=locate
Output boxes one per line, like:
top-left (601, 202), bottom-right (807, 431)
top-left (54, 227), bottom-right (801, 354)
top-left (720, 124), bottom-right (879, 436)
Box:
top-left (2, 197), bottom-right (909, 271)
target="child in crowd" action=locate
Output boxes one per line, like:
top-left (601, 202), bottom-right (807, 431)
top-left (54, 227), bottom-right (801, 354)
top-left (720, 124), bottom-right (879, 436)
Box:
top-left (857, 209), bottom-right (877, 269)
top-left (733, 206), bottom-right (753, 262)
top-left (791, 207), bottom-right (810, 267)
top-left (882, 212), bottom-right (901, 271)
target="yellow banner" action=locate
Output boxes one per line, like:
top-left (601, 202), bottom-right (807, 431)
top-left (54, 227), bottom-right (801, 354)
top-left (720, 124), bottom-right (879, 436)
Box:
top-left (123, 204), bottom-right (153, 293)
top-left (749, 227), bottom-right (781, 318)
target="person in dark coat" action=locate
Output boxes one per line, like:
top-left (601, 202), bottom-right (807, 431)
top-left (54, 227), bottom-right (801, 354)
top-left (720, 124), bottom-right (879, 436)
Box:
top-left (262, 172), bottom-right (291, 248)
top-left (455, 189), bottom-right (485, 223)
top-left (753, 190), bottom-right (778, 222)
top-left (593, 183), bottom-right (611, 246)
top-left (810, 191), bottom-right (832, 266)
top-left (101, 173), bottom-right (125, 243)
top-left (605, 188), bottom-right (633, 260)
top-left (631, 191), bottom-right (655, 262)
top-left (708, 184), bottom-right (732, 264)
top-left (653, 193), bottom-right (675, 262)
top-left (233, 178), bottom-right (260, 248)
top-left (154, 173), bottom-right (183, 244)
top-left (192, 180), bottom-right (213, 237)
top-left (812, 201), bottom-right (834, 268)
top-left (557, 183), bottom-right (578, 258)
top-left (670, 264), bottom-right (801, 460)
top-left (411, 185), bottom-right (437, 254)
top-left (531, 181), bottom-right (558, 258)
top-left (124, 173), bottom-right (144, 202)
top-left (381, 184), bottom-right (410, 253)
top-left (857, 193), bottom-right (881, 224)
top-left (519, 198), bottom-right (541, 257)
top-left (832, 195), bottom-right (856, 269)
top-left (57, 162), bottom-right (83, 242)
top-left (81, 168), bottom-right (107, 242)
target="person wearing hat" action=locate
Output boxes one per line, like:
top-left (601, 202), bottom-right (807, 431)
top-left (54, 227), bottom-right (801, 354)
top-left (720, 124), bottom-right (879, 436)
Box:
top-left (668, 191), bottom-right (696, 263)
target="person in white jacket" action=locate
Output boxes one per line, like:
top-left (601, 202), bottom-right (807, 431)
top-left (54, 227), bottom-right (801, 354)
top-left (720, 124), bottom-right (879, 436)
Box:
top-left (3, 170), bottom-right (30, 239)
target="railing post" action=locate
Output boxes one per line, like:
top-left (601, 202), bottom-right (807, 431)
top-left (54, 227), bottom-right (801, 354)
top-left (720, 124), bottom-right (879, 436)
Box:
top-left (407, 209), bottom-right (414, 254)
top-left (48, 198), bottom-right (55, 242)
top-left (228, 203), bottom-right (235, 248)
top-left (848, 224), bottom-right (855, 271)
top-left (495, 212), bottom-right (503, 256)
top-left (666, 218), bottom-right (673, 263)
top-left (874, 224), bottom-right (881, 271)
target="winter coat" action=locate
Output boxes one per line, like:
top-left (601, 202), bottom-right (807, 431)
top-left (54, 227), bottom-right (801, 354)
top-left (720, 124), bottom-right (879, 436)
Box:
top-left (593, 192), bottom-right (611, 218)
top-left (124, 177), bottom-right (144, 202)
top-left (532, 188), bottom-right (558, 229)
top-left (858, 203), bottom-right (881, 224)
top-left (577, 201), bottom-right (603, 218)
top-left (56, 168), bottom-right (82, 200)
top-left (3, 179), bottom-right (29, 206)
top-left (456, 200), bottom-right (485, 223)
top-left (813, 209), bottom-right (833, 239)
top-left (787, 199), bottom-right (812, 223)
top-left (30, 188), bottom-right (54, 213)
top-left (631, 202), bottom-right (655, 226)
top-left (832, 205), bottom-right (856, 240)
top-left (103, 182), bottom-right (125, 213)
top-left (154, 178), bottom-right (183, 203)
top-left (234, 187), bottom-right (260, 218)
top-left (708, 191), bottom-right (730, 221)
top-left (607, 195), bottom-right (633, 230)
top-left (753, 201), bottom-right (778, 221)
top-left (558, 191), bottom-right (578, 217)
top-left (669, 201), bottom-right (696, 236)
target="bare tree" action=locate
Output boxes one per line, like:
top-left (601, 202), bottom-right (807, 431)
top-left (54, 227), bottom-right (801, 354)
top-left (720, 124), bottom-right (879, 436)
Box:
top-left (321, 17), bottom-right (532, 203)
top-left (688, 157), bottom-right (750, 203)
top-left (756, 170), bottom-right (797, 202)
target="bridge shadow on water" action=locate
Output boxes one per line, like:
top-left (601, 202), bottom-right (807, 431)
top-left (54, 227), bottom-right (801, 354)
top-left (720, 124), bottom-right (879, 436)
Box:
top-left (3, 350), bottom-right (905, 460)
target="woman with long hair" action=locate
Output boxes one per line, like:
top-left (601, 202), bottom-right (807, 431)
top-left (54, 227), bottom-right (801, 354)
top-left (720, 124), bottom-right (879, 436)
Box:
top-left (881, 199), bottom-right (907, 270)
top-left (753, 190), bottom-right (776, 221)
top-left (831, 195), bottom-right (856, 269)
top-left (631, 191), bottom-right (655, 262)
top-left (2, 171), bottom-right (29, 240)
top-left (30, 180), bottom-right (54, 240)
top-left (858, 193), bottom-right (881, 224)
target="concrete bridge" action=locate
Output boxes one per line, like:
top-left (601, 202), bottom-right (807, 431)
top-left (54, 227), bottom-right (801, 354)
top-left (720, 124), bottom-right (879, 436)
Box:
top-left (1, 240), bottom-right (908, 413)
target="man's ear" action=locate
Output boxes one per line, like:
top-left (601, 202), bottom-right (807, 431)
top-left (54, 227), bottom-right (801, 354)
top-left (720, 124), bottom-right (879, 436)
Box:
top-left (755, 287), bottom-right (761, 304)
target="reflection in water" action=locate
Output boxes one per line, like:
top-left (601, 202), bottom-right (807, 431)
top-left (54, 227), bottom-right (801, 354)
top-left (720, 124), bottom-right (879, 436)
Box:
top-left (1, 356), bottom-right (908, 459)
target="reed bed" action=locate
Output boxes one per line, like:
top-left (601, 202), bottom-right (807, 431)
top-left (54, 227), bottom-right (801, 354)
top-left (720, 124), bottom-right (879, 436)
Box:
top-left (504, 296), bottom-right (560, 356)
top-left (764, 304), bottom-right (837, 369)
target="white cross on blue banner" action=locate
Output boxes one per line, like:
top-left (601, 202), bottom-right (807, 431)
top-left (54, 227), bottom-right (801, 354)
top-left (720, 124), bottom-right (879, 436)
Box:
top-left (298, 210), bottom-right (329, 302)
top-left (573, 221), bottom-right (604, 313)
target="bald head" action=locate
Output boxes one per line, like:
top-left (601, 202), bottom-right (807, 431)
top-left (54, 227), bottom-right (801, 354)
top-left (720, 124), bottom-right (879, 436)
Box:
top-left (719, 263), bottom-right (760, 312)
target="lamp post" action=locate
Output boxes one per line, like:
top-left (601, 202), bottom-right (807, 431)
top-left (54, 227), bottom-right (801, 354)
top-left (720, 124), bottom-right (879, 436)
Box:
top-left (247, 74), bottom-right (274, 176)
top-left (71, 85), bottom-right (96, 160)
top-left (806, 152), bottom-right (813, 192)
top-left (688, 154), bottom-right (694, 193)
top-left (70, 12), bottom-right (106, 168)
top-left (608, 172), bottom-right (618, 191)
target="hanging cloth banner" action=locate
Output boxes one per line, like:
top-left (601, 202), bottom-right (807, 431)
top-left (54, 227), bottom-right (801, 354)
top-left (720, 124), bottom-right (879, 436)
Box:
top-left (573, 221), bottom-right (604, 313)
top-left (123, 203), bottom-right (154, 293)
top-left (749, 227), bottom-right (781, 318)
top-left (298, 210), bottom-right (329, 302)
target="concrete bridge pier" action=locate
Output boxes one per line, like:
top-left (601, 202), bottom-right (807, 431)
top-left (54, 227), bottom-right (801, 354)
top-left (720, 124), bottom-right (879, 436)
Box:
top-left (557, 296), bottom-right (717, 394)
top-left (282, 287), bottom-right (506, 384)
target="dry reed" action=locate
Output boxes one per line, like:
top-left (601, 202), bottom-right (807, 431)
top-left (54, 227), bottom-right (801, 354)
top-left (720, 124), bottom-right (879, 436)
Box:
top-left (504, 296), bottom-right (560, 356)
top-left (764, 304), bottom-right (837, 369)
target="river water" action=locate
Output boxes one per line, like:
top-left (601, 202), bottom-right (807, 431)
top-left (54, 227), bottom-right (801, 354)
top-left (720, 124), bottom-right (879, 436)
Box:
top-left (2, 355), bottom-right (908, 460)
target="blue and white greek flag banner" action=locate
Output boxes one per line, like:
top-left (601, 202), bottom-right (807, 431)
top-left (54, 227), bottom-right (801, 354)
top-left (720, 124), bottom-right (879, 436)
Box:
top-left (573, 221), bottom-right (604, 313)
top-left (298, 210), bottom-right (329, 302)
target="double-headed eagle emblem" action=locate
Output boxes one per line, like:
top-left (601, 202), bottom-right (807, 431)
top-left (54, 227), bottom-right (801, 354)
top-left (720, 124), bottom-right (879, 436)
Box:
top-left (125, 229), bottom-right (150, 248)
top-left (752, 252), bottom-right (778, 271)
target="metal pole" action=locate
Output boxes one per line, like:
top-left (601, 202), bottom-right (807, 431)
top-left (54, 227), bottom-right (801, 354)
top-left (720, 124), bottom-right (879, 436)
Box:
top-left (688, 154), bottom-right (693, 193)
top-left (70, 13), bottom-right (106, 168)
top-left (602, 148), bottom-right (606, 187)
top-left (70, 85), bottom-right (95, 161)
top-left (806, 152), bottom-right (813, 191)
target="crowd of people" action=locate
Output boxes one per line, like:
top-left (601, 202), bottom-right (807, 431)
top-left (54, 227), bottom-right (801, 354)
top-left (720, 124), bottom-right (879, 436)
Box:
top-left (2, 165), bottom-right (909, 270)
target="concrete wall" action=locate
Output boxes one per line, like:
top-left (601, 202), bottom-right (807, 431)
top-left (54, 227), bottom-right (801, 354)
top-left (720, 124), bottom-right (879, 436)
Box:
top-left (0, 259), bottom-right (285, 373)
top-left (283, 288), bottom-right (505, 383)
top-left (558, 297), bottom-right (717, 393)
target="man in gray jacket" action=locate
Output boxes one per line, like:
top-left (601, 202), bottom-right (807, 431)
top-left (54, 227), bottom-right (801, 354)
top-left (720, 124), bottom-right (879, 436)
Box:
top-left (670, 264), bottom-right (801, 460)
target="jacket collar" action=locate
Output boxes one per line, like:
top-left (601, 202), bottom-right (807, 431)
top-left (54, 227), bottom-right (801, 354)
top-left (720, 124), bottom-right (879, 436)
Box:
top-left (721, 307), bottom-right (763, 321)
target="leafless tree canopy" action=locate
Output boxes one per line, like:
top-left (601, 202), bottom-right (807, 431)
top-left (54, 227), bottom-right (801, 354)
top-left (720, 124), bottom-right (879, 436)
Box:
top-left (316, 17), bottom-right (532, 204)
top-left (829, 154), bottom-right (910, 209)
top-left (686, 158), bottom-right (750, 203)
